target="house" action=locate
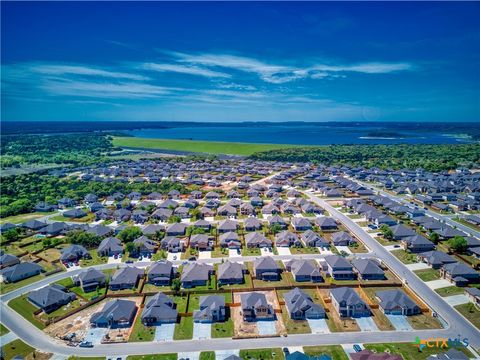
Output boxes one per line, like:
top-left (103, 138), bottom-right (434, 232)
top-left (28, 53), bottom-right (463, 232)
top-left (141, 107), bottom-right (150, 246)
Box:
top-left (284, 288), bottom-right (325, 319)
top-left (315, 217), bottom-right (338, 231)
top-left (245, 232), bottom-right (272, 248)
top-left (217, 261), bottom-right (245, 285)
top-left (41, 222), bottom-right (70, 237)
top-left (189, 234), bottom-right (213, 251)
top-left (141, 292), bottom-right (178, 325)
top-left (97, 237), bottom-right (123, 257)
top-left (193, 295), bottom-right (226, 323)
top-left (74, 268), bottom-right (106, 292)
top-left (267, 215), bottom-right (287, 229)
top-left (286, 352), bottom-right (331, 360)
top-left (35, 202), bottom-right (56, 212)
top-left (63, 208), bottom-right (87, 219)
top-left (0, 223), bottom-right (16, 233)
top-left (0, 262), bottom-right (43, 283)
top-left (240, 292), bottom-right (274, 321)
top-left (21, 219), bottom-right (47, 231)
top-left (87, 224), bottom-right (113, 238)
top-left (401, 234), bottom-right (435, 253)
top-left (58, 197), bottom-right (76, 208)
top-left (28, 285), bottom-right (76, 313)
top-left (181, 263), bottom-right (213, 288)
top-left (350, 350), bottom-right (401, 360)
top-left (254, 256), bottom-right (281, 281)
top-left (114, 208), bottom-right (131, 222)
top-left (417, 251), bottom-right (456, 269)
top-left (193, 220), bottom-right (211, 231)
top-left (426, 349), bottom-right (470, 360)
top-left (60, 245), bottom-right (90, 263)
top-left (275, 231), bottom-right (301, 247)
top-left (244, 217), bottom-right (263, 231)
top-left (376, 290), bottom-right (420, 315)
top-left (218, 204), bottom-right (237, 217)
top-left (434, 226), bottom-right (465, 240)
top-left (389, 224), bottom-right (417, 240)
top-left (440, 262), bottom-right (480, 286)
top-left (351, 258), bottom-right (385, 280)
top-left (152, 208), bottom-right (173, 222)
top-left (219, 231), bottom-right (241, 249)
top-left (330, 287), bottom-right (370, 318)
top-left (285, 259), bottom-right (323, 282)
top-left (160, 236), bottom-right (184, 253)
top-left (465, 287), bottom-right (480, 308)
top-left (217, 219), bottom-right (239, 233)
top-left (131, 236), bottom-right (157, 257)
top-left (301, 230), bottom-right (329, 248)
top-left (331, 231), bottom-right (355, 246)
top-left (291, 217), bottom-right (312, 231)
top-left (165, 223), bottom-right (188, 236)
top-left (0, 253), bottom-right (20, 269)
top-left (147, 261), bottom-right (174, 286)
top-left (324, 255), bottom-right (356, 280)
top-left (240, 203), bottom-right (255, 216)
top-left (91, 299), bottom-right (137, 327)
top-left (142, 224), bottom-right (164, 237)
top-left (109, 267), bottom-right (144, 290)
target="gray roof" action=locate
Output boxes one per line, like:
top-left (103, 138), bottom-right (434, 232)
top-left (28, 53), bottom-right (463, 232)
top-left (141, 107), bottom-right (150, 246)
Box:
top-left (376, 290), bottom-right (419, 312)
top-left (181, 263), bottom-right (213, 282)
top-left (142, 292), bottom-right (178, 322)
top-left (330, 287), bottom-right (368, 307)
top-left (284, 287), bottom-right (325, 317)
top-left (148, 261), bottom-right (173, 277)
top-left (60, 244), bottom-right (89, 261)
top-left (389, 224), bottom-right (417, 238)
top-left (217, 261), bottom-right (245, 281)
top-left (351, 258), bottom-right (384, 276)
top-left (240, 292), bottom-right (270, 309)
top-left (28, 284), bottom-right (75, 309)
top-left (0, 262), bottom-right (42, 281)
top-left (110, 267), bottom-right (143, 286)
top-left (286, 259), bottom-right (320, 278)
top-left (97, 237), bottom-right (123, 253)
top-left (77, 268), bottom-right (106, 283)
top-left (324, 255), bottom-right (352, 269)
top-left (91, 299), bottom-right (137, 324)
top-left (442, 262), bottom-right (479, 277)
top-left (254, 256), bottom-right (280, 271)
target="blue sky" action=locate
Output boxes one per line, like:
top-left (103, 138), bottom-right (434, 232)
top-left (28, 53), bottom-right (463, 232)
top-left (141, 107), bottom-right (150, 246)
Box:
top-left (1, 1), bottom-right (479, 122)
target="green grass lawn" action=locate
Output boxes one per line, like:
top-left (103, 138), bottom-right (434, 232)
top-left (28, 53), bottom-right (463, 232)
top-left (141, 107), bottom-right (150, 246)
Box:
top-left (240, 348), bottom-right (284, 360)
top-left (51, 213), bottom-right (95, 223)
top-left (303, 345), bottom-right (348, 360)
top-left (414, 268), bottom-right (440, 282)
top-left (0, 273), bottom-right (46, 294)
top-left (289, 247), bottom-right (319, 254)
top-left (80, 250), bottom-right (107, 267)
top-left (41, 298), bottom-right (82, 320)
top-left (211, 317), bottom-right (234, 338)
top-left (391, 249), bottom-right (418, 264)
top-left (242, 247), bottom-right (261, 256)
top-left (0, 339), bottom-right (35, 360)
top-left (200, 352), bottom-right (215, 360)
top-left (406, 313), bottom-right (443, 330)
top-left (435, 286), bottom-right (465, 297)
top-left (70, 285), bottom-right (107, 301)
top-left (218, 274), bottom-right (253, 290)
top-left (113, 137), bottom-right (299, 156)
top-left (364, 342), bottom-right (472, 360)
top-left (0, 323), bottom-right (9, 336)
top-left (68, 357), bottom-right (106, 360)
top-left (455, 302), bottom-right (480, 329)
top-left (0, 211), bottom-right (55, 224)
top-left (280, 306), bottom-right (311, 334)
top-left (211, 247), bottom-right (229, 258)
top-left (173, 316), bottom-right (193, 340)
top-left (127, 355), bottom-right (177, 360)
top-left (8, 294), bottom-right (45, 329)
top-left (173, 295), bottom-right (188, 313)
top-left (129, 313), bottom-right (155, 342)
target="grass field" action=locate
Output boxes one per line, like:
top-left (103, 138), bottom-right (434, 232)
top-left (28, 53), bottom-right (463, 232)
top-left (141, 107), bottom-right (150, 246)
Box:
top-left (0, 323), bottom-right (9, 336)
top-left (126, 355), bottom-right (177, 360)
top-left (414, 268), bottom-right (440, 282)
top-left (364, 342), bottom-right (472, 360)
top-left (0, 211), bottom-right (55, 224)
top-left (0, 339), bottom-right (35, 360)
top-left (173, 316), bottom-right (193, 340)
top-left (240, 348), bottom-right (284, 360)
top-left (112, 137), bottom-right (298, 156)
top-left (303, 345), bottom-right (348, 360)
top-left (8, 294), bottom-right (45, 329)
top-left (129, 314), bottom-right (156, 342)
top-left (435, 286), bottom-right (465, 297)
top-left (455, 302), bottom-right (480, 329)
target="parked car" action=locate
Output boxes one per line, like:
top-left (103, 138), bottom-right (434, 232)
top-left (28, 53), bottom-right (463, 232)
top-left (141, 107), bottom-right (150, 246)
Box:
top-left (353, 344), bottom-right (362, 352)
top-left (79, 341), bottom-right (93, 348)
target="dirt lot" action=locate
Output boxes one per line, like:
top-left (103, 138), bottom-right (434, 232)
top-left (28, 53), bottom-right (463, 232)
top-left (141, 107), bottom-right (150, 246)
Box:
top-left (44, 297), bottom-right (143, 343)
top-left (231, 290), bottom-right (286, 338)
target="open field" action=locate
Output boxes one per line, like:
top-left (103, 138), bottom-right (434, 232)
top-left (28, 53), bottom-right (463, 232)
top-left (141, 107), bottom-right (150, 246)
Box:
top-left (0, 211), bottom-right (55, 224)
top-left (8, 294), bottom-right (46, 329)
top-left (364, 342), bottom-right (472, 360)
top-left (112, 137), bottom-right (299, 156)
top-left (413, 268), bottom-right (440, 282)
top-left (454, 303), bottom-right (480, 329)
top-left (0, 339), bottom-right (36, 360)
top-left (435, 286), bottom-right (465, 297)
top-left (303, 345), bottom-right (348, 360)
top-left (240, 348), bottom-right (284, 360)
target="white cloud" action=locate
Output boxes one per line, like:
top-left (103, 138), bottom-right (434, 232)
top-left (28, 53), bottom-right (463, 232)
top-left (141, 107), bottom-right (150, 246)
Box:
top-left (31, 64), bottom-right (148, 81)
top-left (141, 62), bottom-right (230, 78)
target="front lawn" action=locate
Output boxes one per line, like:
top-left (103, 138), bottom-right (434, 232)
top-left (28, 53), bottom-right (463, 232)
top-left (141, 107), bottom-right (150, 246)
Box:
top-left (242, 247), bottom-right (261, 256)
top-left (240, 348), bottom-right (284, 360)
top-left (455, 302), bottom-right (480, 329)
top-left (391, 249), bottom-right (418, 264)
top-left (280, 306), bottom-right (311, 334)
top-left (435, 286), bottom-right (465, 297)
top-left (407, 313), bottom-right (443, 330)
top-left (364, 342), bottom-right (472, 360)
top-left (0, 273), bottom-right (45, 294)
top-left (8, 294), bottom-right (45, 329)
top-left (0, 323), bottom-right (9, 336)
top-left (200, 352), bottom-right (215, 360)
top-left (127, 355), bottom-right (177, 360)
top-left (80, 250), bottom-right (107, 267)
top-left (218, 275), bottom-right (253, 290)
top-left (303, 345), bottom-right (348, 360)
top-left (289, 247), bottom-right (319, 254)
top-left (173, 316), bottom-right (193, 340)
top-left (211, 317), bottom-right (234, 338)
top-left (414, 268), bottom-right (440, 282)
top-left (129, 314), bottom-right (155, 342)
top-left (0, 339), bottom-right (35, 360)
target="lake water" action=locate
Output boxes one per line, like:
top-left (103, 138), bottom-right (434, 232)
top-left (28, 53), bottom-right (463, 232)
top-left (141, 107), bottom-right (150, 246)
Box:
top-left (125, 124), bottom-right (474, 145)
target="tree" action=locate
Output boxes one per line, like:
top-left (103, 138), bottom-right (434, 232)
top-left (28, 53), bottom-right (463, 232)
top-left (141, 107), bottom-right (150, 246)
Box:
top-left (168, 215), bottom-right (182, 224)
top-left (1, 228), bottom-right (20, 243)
top-left (42, 238), bottom-right (52, 249)
top-left (448, 236), bottom-right (467, 253)
top-left (67, 230), bottom-right (102, 248)
top-left (118, 226), bottom-right (142, 243)
top-left (269, 224), bottom-right (283, 235)
top-left (171, 278), bottom-right (181, 292)
top-left (379, 224), bottom-right (393, 240)
top-left (429, 232), bottom-right (440, 244)
top-left (125, 242), bottom-right (135, 254)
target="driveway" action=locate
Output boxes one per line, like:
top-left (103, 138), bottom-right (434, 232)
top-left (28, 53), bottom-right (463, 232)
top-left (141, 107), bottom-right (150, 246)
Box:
top-left (108, 256), bottom-right (122, 264)
top-left (216, 349), bottom-right (240, 360)
top-left (405, 263), bottom-right (430, 271)
top-left (277, 247), bottom-right (291, 256)
top-left (167, 252), bottom-right (178, 261)
top-left (83, 328), bottom-right (107, 345)
top-left (425, 279), bottom-right (452, 290)
top-left (385, 315), bottom-right (413, 331)
top-left (257, 321), bottom-right (276, 335)
top-left (260, 248), bottom-right (271, 257)
top-left (198, 251), bottom-right (212, 260)
top-left (383, 245), bottom-right (399, 252)
top-left (307, 319), bottom-right (330, 334)
top-left (335, 246), bottom-right (352, 255)
top-left (444, 295), bottom-right (470, 307)
top-left (178, 351), bottom-right (200, 360)
top-left (228, 249), bottom-right (240, 257)
top-left (0, 331), bottom-right (18, 346)
top-left (192, 323), bottom-right (211, 340)
top-left (356, 317), bottom-right (379, 332)
top-left (154, 323), bottom-right (175, 342)
top-left (317, 248), bottom-right (333, 255)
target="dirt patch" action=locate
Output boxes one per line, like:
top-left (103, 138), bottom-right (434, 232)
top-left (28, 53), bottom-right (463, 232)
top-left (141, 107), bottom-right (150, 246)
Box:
top-left (44, 297), bottom-right (143, 343)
